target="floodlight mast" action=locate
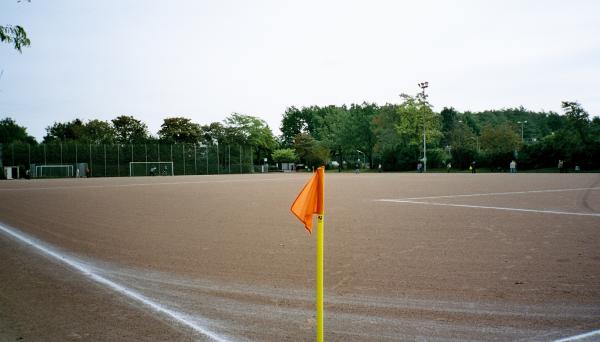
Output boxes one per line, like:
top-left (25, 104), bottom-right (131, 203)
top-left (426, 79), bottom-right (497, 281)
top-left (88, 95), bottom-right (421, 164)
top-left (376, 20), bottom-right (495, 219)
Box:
top-left (517, 120), bottom-right (528, 142)
top-left (418, 82), bottom-right (429, 172)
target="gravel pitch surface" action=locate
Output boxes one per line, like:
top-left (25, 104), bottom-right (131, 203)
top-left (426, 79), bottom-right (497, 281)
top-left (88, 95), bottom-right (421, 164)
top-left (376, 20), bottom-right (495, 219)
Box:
top-left (1, 172), bottom-right (599, 341)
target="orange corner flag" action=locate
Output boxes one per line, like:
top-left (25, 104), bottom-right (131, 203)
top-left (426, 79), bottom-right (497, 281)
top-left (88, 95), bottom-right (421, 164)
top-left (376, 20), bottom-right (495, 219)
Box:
top-left (290, 166), bottom-right (324, 233)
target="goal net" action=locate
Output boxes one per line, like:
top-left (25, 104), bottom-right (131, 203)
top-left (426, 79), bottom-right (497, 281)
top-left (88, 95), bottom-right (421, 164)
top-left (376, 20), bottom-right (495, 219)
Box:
top-left (34, 164), bottom-right (74, 178)
top-left (129, 162), bottom-right (174, 177)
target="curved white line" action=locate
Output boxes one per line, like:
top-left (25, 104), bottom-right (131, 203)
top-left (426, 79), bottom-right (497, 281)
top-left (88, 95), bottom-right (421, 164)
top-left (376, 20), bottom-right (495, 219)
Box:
top-left (0, 223), bottom-right (230, 342)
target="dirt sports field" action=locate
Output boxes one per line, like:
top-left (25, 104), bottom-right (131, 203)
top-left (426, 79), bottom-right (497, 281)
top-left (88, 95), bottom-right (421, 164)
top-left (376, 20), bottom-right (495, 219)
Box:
top-left (0, 172), bottom-right (599, 341)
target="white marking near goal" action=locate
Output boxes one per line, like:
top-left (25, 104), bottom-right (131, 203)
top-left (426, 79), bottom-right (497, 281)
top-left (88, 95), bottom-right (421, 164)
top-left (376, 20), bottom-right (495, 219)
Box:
top-left (0, 222), bottom-right (230, 342)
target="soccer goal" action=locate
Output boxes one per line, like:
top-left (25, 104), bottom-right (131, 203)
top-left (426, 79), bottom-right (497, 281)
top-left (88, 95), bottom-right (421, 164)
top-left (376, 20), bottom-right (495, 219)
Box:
top-left (34, 164), bottom-right (74, 178)
top-left (129, 162), bottom-right (174, 177)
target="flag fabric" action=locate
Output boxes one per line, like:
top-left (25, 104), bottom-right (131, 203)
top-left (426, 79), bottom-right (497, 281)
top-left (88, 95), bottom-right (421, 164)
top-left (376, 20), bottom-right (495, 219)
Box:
top-left (290, 166), bottom-right (324, 233)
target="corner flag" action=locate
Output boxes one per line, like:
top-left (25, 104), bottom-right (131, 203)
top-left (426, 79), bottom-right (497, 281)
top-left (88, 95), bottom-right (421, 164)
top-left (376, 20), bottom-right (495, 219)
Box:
top-left (290, 166), bottom-right (324, 233)
top-left (290, 166), bottom-right (325, 342)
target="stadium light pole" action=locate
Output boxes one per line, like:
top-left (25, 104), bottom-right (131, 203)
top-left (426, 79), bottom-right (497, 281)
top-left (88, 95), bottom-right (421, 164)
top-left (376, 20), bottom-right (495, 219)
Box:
top-left (418, 81), bottom-right (429, 172)
top-left (517, 120), bottom-right (527, 142)
top-left (356, 149), bottom-right (366, 168)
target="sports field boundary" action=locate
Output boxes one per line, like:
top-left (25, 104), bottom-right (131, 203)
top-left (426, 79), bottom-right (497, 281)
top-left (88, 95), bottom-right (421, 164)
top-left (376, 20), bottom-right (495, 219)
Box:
top-left (0, 222), bottom-right (230, 342)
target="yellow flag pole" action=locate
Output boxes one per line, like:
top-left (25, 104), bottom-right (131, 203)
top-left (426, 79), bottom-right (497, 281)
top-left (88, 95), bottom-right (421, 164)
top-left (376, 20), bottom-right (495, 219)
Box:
top-left (316, 214), bottom-right (324, 342)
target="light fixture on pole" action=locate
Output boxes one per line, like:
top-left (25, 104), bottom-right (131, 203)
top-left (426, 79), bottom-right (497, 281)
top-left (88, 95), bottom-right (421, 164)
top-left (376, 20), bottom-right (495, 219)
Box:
top-left (356, 149), bottom-right (366, 168)
top-left (517, 120), bottom-right (528, 142)
top-left (417, 82), bottom-right (429, 172)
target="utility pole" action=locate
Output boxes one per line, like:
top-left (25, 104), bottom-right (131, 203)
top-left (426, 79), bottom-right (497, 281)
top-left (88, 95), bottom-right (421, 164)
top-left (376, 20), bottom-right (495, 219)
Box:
top-left (418, 81), bottom-right (429, 172)
top-left (517, 120), bottom-right (527, 143)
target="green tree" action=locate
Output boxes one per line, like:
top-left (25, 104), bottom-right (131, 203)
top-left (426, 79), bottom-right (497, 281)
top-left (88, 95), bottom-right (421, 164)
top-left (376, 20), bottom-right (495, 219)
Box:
top-left (1, 1), bottom-right (31, 52)
top-left (440, 107), bottom-right (458, 146)
top-left (272, 148), bottom-right (297, 163)
top-left (0, 117), bottom-right (36, 144)
top-left (395, 94), bottom-right (442, 164)
top-left (112, 115), bottom-right (149, 143)
top-left (85, 119), bottom-right (115, 144)
top-left (447, 122), bottom-right (478, 169)
top-left (43, 119), bottom-right (87, 143)
top-left (479, 123), bottom-right (521, 168)
top-left (293, 133), bottom-right (329, 168)
top-left (342, 103), bottom-right (377, 168)
top-left (1, 25), bottom-right (30, 52)
top-left (280, 106), bottom-right (316, 146)
top-left (224, 113), bottom-right (276, 149)
top-left (224, 113), bottom-right (277, 164)
top-left (372, 104), bottom-right (403, 169)
top-left (158, 117), bottom-right (202, 144)
top-left (199, 122), bottom-right (226, 145)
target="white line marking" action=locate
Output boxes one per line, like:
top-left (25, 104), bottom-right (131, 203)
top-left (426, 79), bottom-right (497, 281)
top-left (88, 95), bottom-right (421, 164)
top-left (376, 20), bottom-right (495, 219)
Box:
top-left (377, 199), bottom-right (600, 217)
top-left (392, 186), bottom-right (600, 201)
top-left (0, 176), bottom-right (293, 192)
top-left (0, 223), bottom-right (230, 342)
top-left (554, 328), bottom-right (600, 341)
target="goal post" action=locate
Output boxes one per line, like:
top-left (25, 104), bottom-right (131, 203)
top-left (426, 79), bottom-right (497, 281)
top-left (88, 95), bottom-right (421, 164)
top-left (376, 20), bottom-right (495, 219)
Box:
top-left (129, 162), bottom-right (174, 177)
top-left (33, 164), bottom-right (74, 178)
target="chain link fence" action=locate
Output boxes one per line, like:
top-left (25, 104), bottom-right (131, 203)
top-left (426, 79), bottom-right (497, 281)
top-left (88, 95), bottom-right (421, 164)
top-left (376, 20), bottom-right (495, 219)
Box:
top-left (1, 143), bottom-right (257, 178)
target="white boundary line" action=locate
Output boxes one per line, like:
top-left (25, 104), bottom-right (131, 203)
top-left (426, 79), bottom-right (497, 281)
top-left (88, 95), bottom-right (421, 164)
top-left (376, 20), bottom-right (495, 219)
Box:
top-left (0, 223), bottom-right (230, 342)
top-left (554, 329), bottom-right (600, 341)
top-left (377, 199), bottom-right (600, 217)
top-left (392, 186), bottom-right (600, 201)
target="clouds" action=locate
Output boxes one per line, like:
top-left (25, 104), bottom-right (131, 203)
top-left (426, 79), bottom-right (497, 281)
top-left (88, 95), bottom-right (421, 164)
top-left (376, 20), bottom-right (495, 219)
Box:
top-left (1, 0), bottom-right (599, 141)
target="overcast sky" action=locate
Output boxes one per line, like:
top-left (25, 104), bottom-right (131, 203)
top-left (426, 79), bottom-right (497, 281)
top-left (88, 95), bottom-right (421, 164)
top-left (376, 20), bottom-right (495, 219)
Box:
top-left (1, 0), bottom-right (599, 141)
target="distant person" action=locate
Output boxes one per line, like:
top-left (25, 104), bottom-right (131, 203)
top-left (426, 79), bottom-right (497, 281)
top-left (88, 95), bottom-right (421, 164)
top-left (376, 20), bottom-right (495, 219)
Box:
top-left (378, 163), bottom-right (382, 173)
top-left (150, 166), bottom-right (157, 176)
top-left (355, 161), bottom-right (360, 174)
top-left (75, 168), bottom-right (80, 178)
top-left (558, 160), bottom-right (564, 173)
top-left (25, 169), bottom-right (30, 179)
top-left (417, 162), bottom-right (422, 173)
top-left (446, 162), bottom-right (452, 173)
top-left (85, 167), bottom-right (91, 178)
top-left (575, 165), bottom-right (580, 172)
top-left (510, 160), bottom-right (517, 173)
top-left (471, 161), bottom-right (476, 173)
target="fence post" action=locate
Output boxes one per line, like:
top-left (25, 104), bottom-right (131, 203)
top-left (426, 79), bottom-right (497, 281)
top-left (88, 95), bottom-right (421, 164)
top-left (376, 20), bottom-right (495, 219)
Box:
top-left (145, 144), bottom-right (148, 176)
top-left (89, 144), bottom-right (92, 177)
top-left (206, 145), bottom-right (208, 175)
top-left (239, 145), bottom-right (242, 174)
top-left (228, 145), bottom-right (231, 174)
top-left (194, 144), bottom-right (197, 175)
top-left (104, 144), bottom-right (107, 177)
top-left (217, 143), bottom-right (220, 175)
top-left (182, 144), bottom-right (186, 176)
top-left (117, 144), bottom-right (120, 177)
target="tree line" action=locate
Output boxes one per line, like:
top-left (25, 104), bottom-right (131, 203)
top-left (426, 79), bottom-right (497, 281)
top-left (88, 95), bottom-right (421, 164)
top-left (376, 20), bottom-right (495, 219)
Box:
top-left (279, 96), bottom-right (599, 171)
top-left (2, 94), bottom-right (599, 171)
